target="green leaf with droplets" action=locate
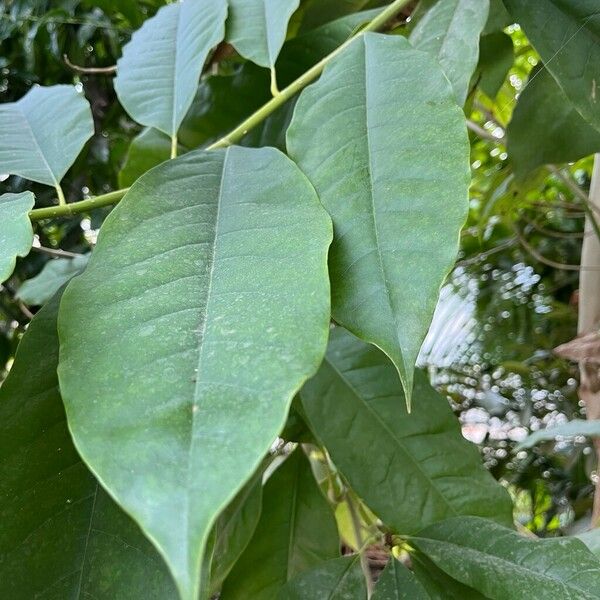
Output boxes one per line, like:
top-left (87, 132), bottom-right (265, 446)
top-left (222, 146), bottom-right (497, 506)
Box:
top-left (288, 33), bottom-right (469, 407)
top-left (58, 146), bottom-right (332, 600)
top-left (0, 192), bottom-right (35, 283)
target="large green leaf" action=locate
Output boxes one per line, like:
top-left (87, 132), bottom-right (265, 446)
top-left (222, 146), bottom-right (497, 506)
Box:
top-left (277, 556), bottom-right (367, 600)
top-left (221, 448), bottom-right (339, 599)
top-left (503, 0), bottom-right (600, 132)
top-left (57, 146), bottom-right (332, 600)
top-left (0, 85), bottom-right (93, 187)
top-left (0, 192), bottom-right (35, 283)
top-left (507, 65), bottom-right (600, 177)
top-left (0, 292), bottom-right (177, 599)
top-left (517, 419), bottom-right (600, 449)
top-left (412, 517), bottom-right (600, 599)
top-left (288, 33), bottom-right (469, 406)
top-left (114, 0), bottom-right (227, 137)
top-left (578, 529), bottom-right (600, 559)
top-left (372, 558), bottom-right (429, 599)
top-left (299, 328), bottom-right (513, 534)
top-left (409, 0), bottom-right (490, 105)
top-left (16, 254), bottom-right (89, 305)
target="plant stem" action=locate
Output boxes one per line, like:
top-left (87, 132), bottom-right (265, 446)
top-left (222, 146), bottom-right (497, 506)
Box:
top-left (346, 492), bottom-right (374, 598)
top-left (55, 183), bottom-right (66, 206)
top-left (171, 134), bottom-right (178, 159)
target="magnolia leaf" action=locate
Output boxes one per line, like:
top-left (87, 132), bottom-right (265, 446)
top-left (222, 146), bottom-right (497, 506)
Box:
top-left (0, 292), bottom-right (177, 599)
top-left (477, 32), bottom-right (514, 99)
top-left (114, 0), bottom-right (227, 137)
top-left (504, 0), bottom-right (600, 132)
top-left (578, 529), bottom-right (600, 559)
top-left (409, 0), bottom-right (490, 105)
top-left (16, 254), bottom-right (89, 306)
top-left (288, 33), bottom-right (469, 407)
top-left (412, 517), bottom-right (600, 599)
top-left (517, 419), bottom-right (600, 450)
top-left (221, 448), bottom-right (339, 599)
top-left (507, 65), bottom-right (600, 177)
top-left (299, 0), bottom-right (372, 31)
top-left (0, 85), bottom-right (93, 187)
top-left (0, 192), bottom-right (35, 283)
top-left (372, 558), bottom-right (429, 599)
top-left (299, 328), bottom-right (513, 534)
top-left (277, 556), bottom-right (367, 600)
top-left (58, 146), bottom-right (332, 600)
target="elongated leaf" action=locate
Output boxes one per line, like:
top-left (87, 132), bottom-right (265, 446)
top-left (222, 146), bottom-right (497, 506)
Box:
top-left (0, 292), bottom-right (177, 599)
top-left (16, 254), bottom-right (89, 305)
top-left (477, 32), bottom-right (514, 99)
top-left (221, 448), bottom-right (339, 599)
top-left (409, 0), bottom-right (490, 105)
top-left (277, 556), bottom-right (367, 600)
top-left (0, 192), bottom-right (35, 283)
top-left (227, 0), bottom-right (300, 69)
top-left (412, 517), bottom-right (600, 599)
top-left (507, 65), bottom-right (600, 177)
top-left (114, 0), bottom-right (227, 137)
top-left (483, 0), bottom-right (512, 34)
top-left (299, 0), bottom-right (371, 30)
top-left (372, 559), bottom-right (429, 599)
top-left (517, 419), bottom-right (600, 449)
top-left (288, 33), bottom-right (469, 406)
top-left (504, 0), bottom-right (600, 132)
top-left (58, 146), bottom-right (332, 600)
top-left (299, 328), bottom-right (513, 534)
top-left (0, 85), bottom-right (93, 187)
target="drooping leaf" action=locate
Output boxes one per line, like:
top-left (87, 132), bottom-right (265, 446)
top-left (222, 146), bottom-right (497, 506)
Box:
top-left (0, 85), bottom-right (93, 187)
top-left (476, 32), bottom-right (514, 99)
top-left (114, 0), bottom-right (227, 137)
top-left (517, 419), bottom-right (600, 449)
top-left (57, 146), bottom-right (332, 600)
top-left (372, 558), bottom-right (430, 599)
top-left (507, 65), bottom-right (600, 177)
top-left (277, 556), bottom-right (367, 600)
top-left (409, 0), bottom-right (490, 105)
top-left (503, 0), bottom-right (600, 132)
top-left (483, 0), bottom-right (512, 34)
top-left (288, 33), bottom-right (470, 406)
top-left (221, 448), bottom-right (339, 599)
top-left (299, 328), bottom-right (513, 534)
top-left (412, 516), bottom-right (600, 599)
top-left (0, 291), bottom-right (177, 599)
top-left (0, 192), bottom-right (35, 283)
top-left (16, 254), bottom-right (89, 305)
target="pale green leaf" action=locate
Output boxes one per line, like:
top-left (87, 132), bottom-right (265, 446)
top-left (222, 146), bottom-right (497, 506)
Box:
top-left (299, 328), bottom-right (513, 534)
top-left (221, 448), bottom-right (339, 599)
top-left (277, 556), bottom-right (367, 600)
top-left (0, 192), bottom-right (35, 283)
top-left (504, 0), bottom-right (600, 132)
top-left (507, 65), bottom-right (600, 177)
top-left (288, 33), bottom-right (469, 406)
top-left (16, 254), bottom-right (89, 306)
top-left (114, 0), bottom-right (227, 137)
top-left (577, 529), bottom-right (600, 559)
top-left (57, 146), bottom-right (332, 600)
top-left (409, 0), bottom-right (490, 105)
top-left (0, 292), bottom-right (177, 599)
top-left (517, 419), bottom-right (600, 450)
top-left (412, 516), bottom-right (600, 599)
top-left (0, 85), bottom-right (93, 187)
top-left (372, 558), bottom-right (430, 599)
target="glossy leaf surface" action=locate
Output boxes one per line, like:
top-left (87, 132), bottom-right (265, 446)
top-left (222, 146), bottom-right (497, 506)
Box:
top-left (0, 191), bottom-right (35, 283)
top-left (0, 292), bottom-right (177, 599)
top-left (288, 33), bottom-right (470, 406)
top-left (58, 146), bottom-right (332, 600)
top-left (299, 328), bottom-right (513, 534)
top-left (372, 558), bottom-right (429, 599)
top-left (0, 85), bottom-right (93, 187)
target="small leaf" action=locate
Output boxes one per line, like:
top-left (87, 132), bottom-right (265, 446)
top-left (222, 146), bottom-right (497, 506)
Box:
top-left (0, 191), bottom-right (35, 283)
top-left (372, 558), bottom-right (430, 599)
top-left (221, 448), bottom-right (339, 599)
top-left (277, 556), bottom-right (367, 600)
top-left (0, 85), bottom-right (93, 187)
top-left (288, 33), bottom-right (470, 406)
top-left (507, 65), bottom-right (600, 177)
top-left (0, 292), bottom-right (177, 598)
top-left (409, 0), bottom-right (490, 105)
top-left (517, 419), bottom-right (600, 450)
top-left (476, 32), bottom-right (514, 99)
top-left (114, 0), bottom-right (227, 137)
top-left (504, 0), bottom-right (600, 132)
top-left (299, 328), bottom-right (513, 534)
top-left (412, 516), bottom-right (600, 599)
top-left (58, 146), bottom-right (332, 600)
top-left (16, 254), bottom-right (89, 306)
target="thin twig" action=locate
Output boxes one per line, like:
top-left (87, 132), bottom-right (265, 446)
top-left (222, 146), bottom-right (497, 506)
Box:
top-left (456, 237), bottom-right (517, 267)
top-left (63, 54), bottom-right (116, 74)
top-left (31, 245), bottom-right (83, 259)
